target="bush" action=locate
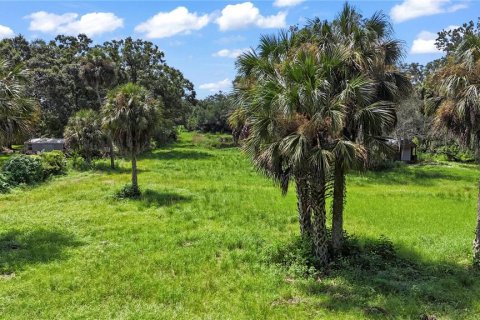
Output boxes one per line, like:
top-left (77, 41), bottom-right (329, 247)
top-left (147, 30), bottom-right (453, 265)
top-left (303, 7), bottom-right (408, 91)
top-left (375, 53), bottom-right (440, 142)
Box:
top-left (263, 236), bottom-right (319, 278)
top-left (2, 155), bottom-right (43, 186)
top-left (70, 152), bottom-right (90, 171)
top-left (115, 184), bottom-right (141, 199)
top-left (39, 151), bottom-right (67, 177)
top-left (191, 133), bottom-right (235, 149)
top-left (0, 173), bottom-right (10, 193)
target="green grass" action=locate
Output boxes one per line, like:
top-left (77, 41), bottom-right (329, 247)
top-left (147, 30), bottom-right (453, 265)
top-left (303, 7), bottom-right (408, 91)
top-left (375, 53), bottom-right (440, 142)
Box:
top-left (0, 132), bottom-right (479, 319)
top-left (0, 153), bottom-right (11, 167)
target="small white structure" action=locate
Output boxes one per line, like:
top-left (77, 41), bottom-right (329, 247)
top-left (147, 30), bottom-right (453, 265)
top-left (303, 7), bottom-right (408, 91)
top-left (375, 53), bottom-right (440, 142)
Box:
top-left (399, 139), bottom-right (417, 162)
top-left (386, 138), bottom-right (417, 162)
top-left (24, 138), bottom-right (65, 154)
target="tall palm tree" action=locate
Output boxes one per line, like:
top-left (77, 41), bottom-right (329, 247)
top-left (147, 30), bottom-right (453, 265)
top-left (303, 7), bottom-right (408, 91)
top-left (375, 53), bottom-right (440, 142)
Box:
top-left (305, 5), bottom-right (411, 253)
top-left (102, 83), bottom-right (161, 193)
top-left (64, 109), bottom-right (106, 165)
top-left (428, 32), bottom-right (480, 266)
top-left (79, 48), bottom-right (117, 168)
top-left (236, 32), bottom-right (362, 266)
top-left (79, 48), bottom-right (116, 108)
top-left (0, 59), bottom-right (38, 147)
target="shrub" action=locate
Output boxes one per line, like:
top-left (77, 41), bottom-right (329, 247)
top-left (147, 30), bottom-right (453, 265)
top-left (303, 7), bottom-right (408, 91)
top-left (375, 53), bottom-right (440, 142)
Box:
top-left (2, 155), bottom-right (43, 186)
top-left (70, 152), bottom-right (90, 171)
top-left (115, 184), bottom-right (141, 199)
top-left (0, 173), bottom-right (10, 193)
top-left (192, 133), bottom-right (235, 149)
top-left (263, 236), bottom-right (319, 278)
top-left (39, 151), bottom-right (67, 177)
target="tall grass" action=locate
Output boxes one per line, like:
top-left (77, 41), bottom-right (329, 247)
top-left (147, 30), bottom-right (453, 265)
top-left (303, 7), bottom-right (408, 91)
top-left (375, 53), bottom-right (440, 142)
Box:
top-left (0, 132), bottom-right (479, 319)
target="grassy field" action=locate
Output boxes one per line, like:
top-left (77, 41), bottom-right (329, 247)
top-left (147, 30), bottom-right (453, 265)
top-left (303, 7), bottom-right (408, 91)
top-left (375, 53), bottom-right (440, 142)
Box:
top-left (0, 132), bottom-right (479, 319)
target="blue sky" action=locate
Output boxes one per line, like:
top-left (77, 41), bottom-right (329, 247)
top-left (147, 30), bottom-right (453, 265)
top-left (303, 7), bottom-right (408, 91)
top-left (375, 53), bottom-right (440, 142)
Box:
top-left (0, 0), bottom-right (475, 97)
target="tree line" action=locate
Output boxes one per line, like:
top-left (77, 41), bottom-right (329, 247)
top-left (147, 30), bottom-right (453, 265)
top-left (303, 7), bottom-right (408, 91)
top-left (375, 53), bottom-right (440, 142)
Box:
top-left (0, 34), bottom-right (195, 145)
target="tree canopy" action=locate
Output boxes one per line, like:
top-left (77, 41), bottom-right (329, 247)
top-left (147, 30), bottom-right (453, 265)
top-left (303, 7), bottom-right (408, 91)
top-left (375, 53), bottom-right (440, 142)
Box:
top-left (0, 34), bottom-right (196, 141)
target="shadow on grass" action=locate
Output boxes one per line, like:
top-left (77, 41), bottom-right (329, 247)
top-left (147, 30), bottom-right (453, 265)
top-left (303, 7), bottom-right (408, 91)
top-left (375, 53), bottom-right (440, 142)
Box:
top-left (93, 162), bottom-right (136, 174)
top-left (353, 165), bottom-right (476, 187)
top-left (143, 149), bottom-right (213, 161)
top-left (139, 189), bottom-right (192, 208)
top-left (0, 229), bottom-right (82, 274)
top-left (269, 236), bottom-right (479, 319)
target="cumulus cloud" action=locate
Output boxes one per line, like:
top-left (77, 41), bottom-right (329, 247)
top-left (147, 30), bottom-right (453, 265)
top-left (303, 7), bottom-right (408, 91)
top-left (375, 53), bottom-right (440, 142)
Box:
top-left (135, 7), bottom-right (210, 39)
top-left (26, 11), bottom-right (123, 37)
top-left (411, 31), bottom-right (442, 54)
top-left (274, 0), bottom-right (305, 7)
top-left (390, 0), bottom-right (468, 23)
top-left (199, 78), bottom-right (231, 92)
top-left (216, 2), bottom-right (286, 31)
top-left (213, 48), bottom-right (248, 58)
top-left (0, 25), bottom-right (14, 39)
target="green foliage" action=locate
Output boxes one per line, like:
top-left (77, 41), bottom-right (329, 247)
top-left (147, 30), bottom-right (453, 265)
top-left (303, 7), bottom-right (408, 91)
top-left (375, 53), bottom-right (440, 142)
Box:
top-left (0, 35), bottom-right (195, 138)
top-left (263, 236), bottom-right (318, 278)
top-left (102, 83), bottom-right (162, 155)
top-left (70, 152), bottom-right (90, 171)
top-left (436, 145), bottom-right (475, 162)
top-left (191, 133), bottom-right (235, 149)
top-left (115, 184), bottom-right (141, 199)
top-left (0, 173), bottom-right (10, 193)
top-left (64, 109), bottom-right (106, 163)
top-left (2, 154), bottom-right (43, 186)
top-left (39, 150), bottom-right (67, 177)
top-left (188, 92), bottom-right (233, 133)
top-left (0, 58), bottom-right (38, 146)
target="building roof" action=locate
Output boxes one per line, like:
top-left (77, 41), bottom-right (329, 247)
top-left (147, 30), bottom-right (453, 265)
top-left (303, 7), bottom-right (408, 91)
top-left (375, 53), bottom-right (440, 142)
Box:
top-left (26, 138), bottom-right (64, 144)
top-left (387, 138), bottom-right (417, 148)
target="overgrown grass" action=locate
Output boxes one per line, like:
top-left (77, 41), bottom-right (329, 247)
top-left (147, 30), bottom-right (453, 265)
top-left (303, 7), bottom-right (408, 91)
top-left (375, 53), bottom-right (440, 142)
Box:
top-left (0, 132), bottom-right (479, 319)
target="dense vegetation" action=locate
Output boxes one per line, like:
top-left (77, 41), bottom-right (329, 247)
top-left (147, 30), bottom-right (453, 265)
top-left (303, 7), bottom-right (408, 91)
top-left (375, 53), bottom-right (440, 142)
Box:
top-left (0, 34), bottom-right (195, 142)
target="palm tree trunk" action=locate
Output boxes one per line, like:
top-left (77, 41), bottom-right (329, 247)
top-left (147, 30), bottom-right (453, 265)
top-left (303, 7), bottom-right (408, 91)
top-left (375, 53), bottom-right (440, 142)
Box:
top-left (474, 179), bottom-right (480, 267)
top-left (85, 154), bottom-right (92, 166)
top-left (332, 162), bottom-right (346, 255)
top-left (295, 175), bottom-right (312, 239)
top-left (109, 140), bottom-right (115, 169)
top-left (131, 151), bottom-right (138, 192)
top-left (309, 174), bottom-right (329, 268)
top-left (95, 82), bottom-right (102, 109)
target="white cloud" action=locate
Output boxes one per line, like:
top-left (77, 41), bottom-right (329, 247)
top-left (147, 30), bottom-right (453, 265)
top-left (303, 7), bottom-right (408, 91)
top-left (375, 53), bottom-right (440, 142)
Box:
top-left (216, 2), bottom-right (286, 31)
top-left (0, 25), bottom-right (14, 39)
top-left (135, 7), bottom-right (210, 39)
top-left (445, 25), bottom-right (460, 31)
top-left (390, 0), bottom-right (468, 23)
top-left (411, 31), bottom-right (441, 54)
top-left (274, 0), bottom-right (304, 7)
top-left (27, 11), bottom-right (123, 37)
top-left (213, 48), bottom-right (248, 58)
top-left (199, 78), bottom-right (231, 92)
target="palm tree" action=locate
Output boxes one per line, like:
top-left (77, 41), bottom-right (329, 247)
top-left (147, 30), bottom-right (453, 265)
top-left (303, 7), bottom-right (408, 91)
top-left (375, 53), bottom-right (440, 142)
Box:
top-left (64, 109), bottom-right (106, 165)
top-left (102, 83), bottom-right (161, 194)
top-left (79, 48), bottom-right (117, 168)
top-left (235, 33), bottom-right (353, 266)
top-left (428, 32), bottom-right (480, 266)
top-left (79, 48), bottom-right (116, 108)
top-left (0, 59), bottom-right (38, 147)
top-left (305, 5), bottom-right (411, 253)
